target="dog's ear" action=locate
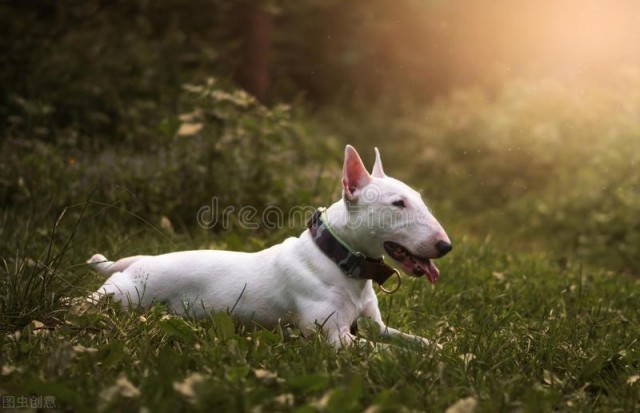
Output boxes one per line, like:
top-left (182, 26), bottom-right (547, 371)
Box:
top-left (342, 145), bottom-right (371, 200)
top-left (371, 147), bottom-right (386, 178)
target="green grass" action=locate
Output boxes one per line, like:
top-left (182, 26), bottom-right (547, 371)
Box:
top-left (2, 78), bottom-right (640, 412)
top-left (1, 206), bottom-right (639, 412)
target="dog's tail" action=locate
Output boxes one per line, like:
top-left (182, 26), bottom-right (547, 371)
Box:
top-left (87, 254), bottom-right (115, 275)
top-left (87, 253), bottom-right (146, 276)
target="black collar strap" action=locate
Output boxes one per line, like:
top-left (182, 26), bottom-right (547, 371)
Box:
top-left (307, 208), bottom-right (398, 286)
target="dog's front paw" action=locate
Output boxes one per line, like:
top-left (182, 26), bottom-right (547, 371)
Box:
top-left (411, 335), bottom-right (443, 350)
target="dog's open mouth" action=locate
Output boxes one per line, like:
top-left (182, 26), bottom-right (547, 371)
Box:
top-left (383, 241), bottom-right (440, 284)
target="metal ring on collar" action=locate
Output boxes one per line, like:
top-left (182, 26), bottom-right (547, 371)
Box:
top-left (379, 269), bottom-right (401, 295)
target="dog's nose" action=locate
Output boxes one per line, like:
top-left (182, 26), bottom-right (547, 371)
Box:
top-left (435, 240), bottom-right (452, 257)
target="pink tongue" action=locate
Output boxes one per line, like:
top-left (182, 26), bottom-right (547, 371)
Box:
top-left (417, 260), bottom-right (440, 284)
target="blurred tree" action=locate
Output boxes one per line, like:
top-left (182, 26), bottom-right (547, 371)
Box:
top-left (234, 1), bottom-right (273, 103)
top-left (2, 0), bottom-right (640, 144)
top-left (0, 0), bottom-right (238, 145)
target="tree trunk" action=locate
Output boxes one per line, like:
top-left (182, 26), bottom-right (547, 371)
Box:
top-left (235, 2), bottom-right (273, 104)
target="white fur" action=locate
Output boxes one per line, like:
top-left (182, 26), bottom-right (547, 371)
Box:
top-left (88, 145), bottom-right (450, 347)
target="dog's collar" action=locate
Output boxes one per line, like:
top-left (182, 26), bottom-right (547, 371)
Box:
top-left (307, 208), bottom-right (399, 288)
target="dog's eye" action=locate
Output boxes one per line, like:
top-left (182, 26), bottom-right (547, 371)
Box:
top-left (392, 200), bottom-right (405, 208)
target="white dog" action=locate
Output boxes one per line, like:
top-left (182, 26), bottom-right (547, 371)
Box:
top-left (88, 145), bottom-right (452, 346)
